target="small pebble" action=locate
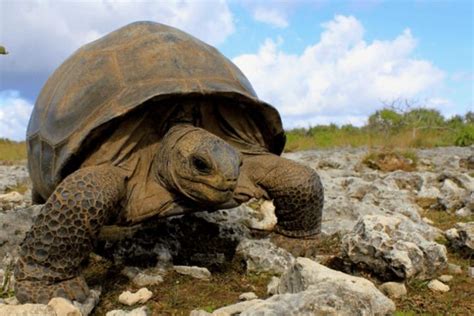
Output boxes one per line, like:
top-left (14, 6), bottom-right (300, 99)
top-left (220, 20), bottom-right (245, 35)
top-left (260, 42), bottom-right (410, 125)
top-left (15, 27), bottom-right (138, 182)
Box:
top-left (447, 263), bottom-right (463, 274)
top-left (379, 282), bottom-right (407, 298)
top-left (239, 292), bottom-right (258, 301)
top-left (118, 288), bottom-right (153, 306)
top-left (427, 279), bottom-right (450, 293)
top-left (438, 275), bottom-right (453, 283)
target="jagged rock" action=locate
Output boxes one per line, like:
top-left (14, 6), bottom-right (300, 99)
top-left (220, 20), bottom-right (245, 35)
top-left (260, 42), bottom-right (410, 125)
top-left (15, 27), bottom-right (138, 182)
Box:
top-left (239, 292), bottom-right (258, 301)
top-left (266, 276), bottom-right (280, 295)
top-left (0, 205), bottom-right (42, 268)
top-left (133, 272), bottom-right (164, 287)
top-left (118, 288), bottom-right (153, 306)
top-left (48, 297), bottom-right (81, 316)
top-left (235, 238), bottom-right (295, 274)
top-left (73, 289), bottom-right (101, 316)
top-left (106, 306), bottom-right (148, 316)
top-left (428, 279), bottom-right (450, 292)
top-left (455, 207), bottom-right (472, 217)
top-left (0, 191), bottom-right (24, 203)
top-left (189, 310), bottom-right (212, 316)
top-left (0, 303), bottom-right (56, 315)
top-left (121, 266), bottom-right (166, 287)
top-left (438, 275), bottom-right (453, 283)
top-left (447, 263), bottom-right (463, 274)
top-left (341, 215), bottom-right (447, 280)
top-left (379, 282), bottom-right (407, 298)
top-left (0, 165), bottom-right (30, 194)
top-left (231, 257), bottom-right (395, 316)
top-left (174, 265), bottom-right (211, 280)
top-left (212, 300), bottom-right (264, 315)
top-left (445, 222), bottom-right (474, 256)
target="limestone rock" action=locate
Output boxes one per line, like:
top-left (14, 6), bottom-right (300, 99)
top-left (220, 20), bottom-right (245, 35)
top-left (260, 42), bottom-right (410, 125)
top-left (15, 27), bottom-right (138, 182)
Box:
top-left (106, 306), bottom-right (148, 316)
top-left (174, 265), bottom-right (211, 280)
top-left (266, 276), bottom-right (280, 295)
top-left (190, 310), bottom-right (212, 316)
top-left (444, 222), bottom-right (474, 256)
top-left (239, 292), bottom-right (258, 301)
top-left (438, 275), bottom-right (453, 283)
top-left (73, 289), bottom-right (101, 316)
top-left (118, 288), bottom-right (153, 306)
top-left (0, 303), bottom-right (56, 316)
top-left (211, 300), bottom-right (264, 316)
top-left (428, 279), bottom-right (450, 292)
top-left (379, 282), bottom-right (407, 298)
top-left (0, 205), bottom-right (42, 268)
top-left (274, 257), bottom-right (395, 315)
top-left (0, 191), bottom-right (24, 203)
top-left (447, 263), bottom-right (463, 274)
top-left (341, 215), bottom-right (447, 279)
top-left (48, 297), bottom-right (81, 316)
top-left (235, 238), bottom-right (295, 274)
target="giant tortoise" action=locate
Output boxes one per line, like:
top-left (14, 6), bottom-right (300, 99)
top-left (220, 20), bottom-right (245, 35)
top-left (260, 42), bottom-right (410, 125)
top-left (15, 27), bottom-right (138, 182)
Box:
top-left (15, 21), bottom-right (324, 303)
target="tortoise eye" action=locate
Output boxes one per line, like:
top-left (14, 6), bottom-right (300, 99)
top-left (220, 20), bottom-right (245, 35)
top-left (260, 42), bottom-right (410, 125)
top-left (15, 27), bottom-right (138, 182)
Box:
top-left (192, 156), bottom-right (211, 173)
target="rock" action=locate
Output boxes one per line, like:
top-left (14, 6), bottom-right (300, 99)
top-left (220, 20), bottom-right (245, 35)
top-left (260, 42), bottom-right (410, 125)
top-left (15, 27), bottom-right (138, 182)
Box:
top-left (118, 288), bottom-right (153, 306)
top-left (0, 303), bottom-right (56, 315)
top-left (469, 267), bottom-right (474, 278)
top-left (275, 257), bottom-right (395, 315)
top-left (428, 279), bottom-right (450, 292)
top-left (455, 207), bottom-right (472, 217)
top-left (73, 289), bottom-right (101, 316)
top-left (266, 276), bottom-right (280, 295)
top-left (447, 263), bottom-right (463, 274)
top-left (0, 205), bottom-right (42, 268)
top-left (438, 275), bottom-right (453, 283)
top-left (106, 306), bottom-right (148, 316)
top-left (379, 282), bottom-right (407, 298)
top-left (239, 292), bottom-right (258, 301)
top-left (0, 164), bottom-right (30, 195)
top-left (439, 175), bottom-right (472, 211)
top-left (48, 297), bottom-right (81, 316)
top-left (341, 215), bottom-right (447, 279)
top-left (444, 222), bottom-right (474, 256)
top-left (0, 191), bottom-right (24, 203)
top-left (132, 271), bottom-right (164, 287)
top-left (189, 310), bottom-right (212, 316)
top-left (244, 200), bottom-right (277, 231)
top-left (3, 296), bottom-right (19, 305)
top-left (212, 300), bottom-right (264, 316)
top-left (235, 238), bottom-right (295, 274)
top-left (174, 265), bottom-right (211, 280)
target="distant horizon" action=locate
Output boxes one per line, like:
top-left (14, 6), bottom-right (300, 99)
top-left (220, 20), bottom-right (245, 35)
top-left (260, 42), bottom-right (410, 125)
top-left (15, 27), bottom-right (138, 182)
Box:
top-left (1, 0), bottom-right (472, 140)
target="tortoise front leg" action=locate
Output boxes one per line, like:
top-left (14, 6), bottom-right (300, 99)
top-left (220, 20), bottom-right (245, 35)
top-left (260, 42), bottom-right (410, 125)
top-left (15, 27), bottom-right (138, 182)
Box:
top-left (238, 154), bottom-right (324, 238)
top-left (14, 166), bottom-right (126, 304)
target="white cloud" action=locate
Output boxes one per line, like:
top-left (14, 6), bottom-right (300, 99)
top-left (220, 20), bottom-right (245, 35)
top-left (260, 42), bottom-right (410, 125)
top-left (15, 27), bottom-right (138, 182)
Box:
top-left (233, 15), bottom-right (446, 128)
top-left (0, 0), bottom-right (235, 74)
top-left (0, 91), bottom-right (34, 141)
top-left (253, 7), bottom-right (289, 28)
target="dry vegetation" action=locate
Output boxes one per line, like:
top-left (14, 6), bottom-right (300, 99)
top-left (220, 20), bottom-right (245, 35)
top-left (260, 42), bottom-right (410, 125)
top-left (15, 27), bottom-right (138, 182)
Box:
top-left (0, 138), bottom-right (26, 162)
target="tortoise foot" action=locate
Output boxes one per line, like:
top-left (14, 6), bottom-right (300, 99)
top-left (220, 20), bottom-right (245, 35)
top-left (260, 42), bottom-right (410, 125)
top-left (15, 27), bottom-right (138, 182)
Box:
top-left (15, 276), bottom-right (90, 304)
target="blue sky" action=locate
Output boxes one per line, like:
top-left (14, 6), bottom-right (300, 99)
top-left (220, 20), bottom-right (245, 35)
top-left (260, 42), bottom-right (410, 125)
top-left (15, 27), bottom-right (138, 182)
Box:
top-left (0, 0), bottom-right (472, 140)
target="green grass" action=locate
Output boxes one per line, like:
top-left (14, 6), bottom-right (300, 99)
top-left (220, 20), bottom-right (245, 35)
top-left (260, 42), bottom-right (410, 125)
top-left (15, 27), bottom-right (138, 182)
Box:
top-left (0, 138), bottom-right (26, 162)
top-left (285, 127), bottom-right (471, 152)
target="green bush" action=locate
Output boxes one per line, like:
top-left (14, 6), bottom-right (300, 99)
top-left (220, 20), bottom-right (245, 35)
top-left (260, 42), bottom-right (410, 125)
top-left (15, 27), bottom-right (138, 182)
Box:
top-left (455, 124), bottom-right (474, 146)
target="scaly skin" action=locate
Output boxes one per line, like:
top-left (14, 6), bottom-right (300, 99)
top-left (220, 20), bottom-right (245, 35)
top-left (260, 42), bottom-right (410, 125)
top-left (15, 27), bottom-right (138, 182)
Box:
top-left (15, 166), bottom-right (126, 303)
top-left (239, 154), bottom-right (324, 237)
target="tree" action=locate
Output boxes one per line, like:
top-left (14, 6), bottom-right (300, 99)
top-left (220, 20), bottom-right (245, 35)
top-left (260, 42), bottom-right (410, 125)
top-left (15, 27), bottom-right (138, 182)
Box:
top-left (368, 108), bottom-right (404, 132)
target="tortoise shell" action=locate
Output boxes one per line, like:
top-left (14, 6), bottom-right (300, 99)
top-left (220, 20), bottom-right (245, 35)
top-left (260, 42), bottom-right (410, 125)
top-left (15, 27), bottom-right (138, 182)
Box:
top-left (27, 21), bottom-right (285, 200)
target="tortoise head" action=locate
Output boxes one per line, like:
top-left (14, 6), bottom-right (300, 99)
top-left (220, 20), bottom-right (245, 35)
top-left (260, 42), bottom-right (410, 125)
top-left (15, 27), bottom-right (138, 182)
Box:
top-left (155, 124), bottom-right (241, 206)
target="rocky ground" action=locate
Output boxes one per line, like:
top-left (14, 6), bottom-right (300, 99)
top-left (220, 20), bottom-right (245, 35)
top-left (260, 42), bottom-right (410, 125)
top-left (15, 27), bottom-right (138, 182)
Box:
top-left (0, 147), bottom-right (473, 315)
